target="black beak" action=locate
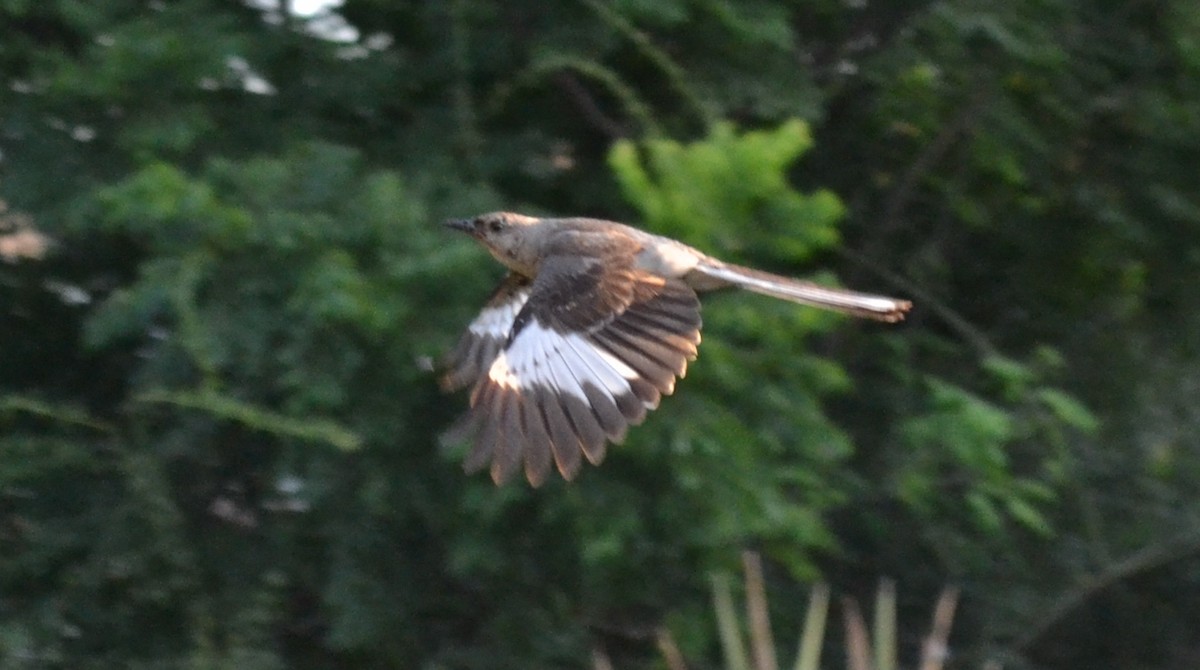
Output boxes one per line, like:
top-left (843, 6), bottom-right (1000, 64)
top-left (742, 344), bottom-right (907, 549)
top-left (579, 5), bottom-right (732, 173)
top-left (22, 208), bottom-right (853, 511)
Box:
top-left (443, 218), bottom-right (474, 234)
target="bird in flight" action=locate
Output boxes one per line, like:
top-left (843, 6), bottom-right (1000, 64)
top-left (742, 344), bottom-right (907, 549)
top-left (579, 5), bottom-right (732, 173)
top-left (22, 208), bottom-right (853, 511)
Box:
top-left (440, 212), bottom-right (911, 486)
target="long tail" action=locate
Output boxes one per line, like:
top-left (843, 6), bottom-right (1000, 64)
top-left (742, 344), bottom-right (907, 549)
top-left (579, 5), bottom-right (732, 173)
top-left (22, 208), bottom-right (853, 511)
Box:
top-left (692, 262), bottom-right (912, 323)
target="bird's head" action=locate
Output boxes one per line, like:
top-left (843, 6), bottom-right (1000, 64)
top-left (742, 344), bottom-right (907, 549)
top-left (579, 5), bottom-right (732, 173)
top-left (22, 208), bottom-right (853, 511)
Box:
top-left (444, 211), bottom-right (543, 273)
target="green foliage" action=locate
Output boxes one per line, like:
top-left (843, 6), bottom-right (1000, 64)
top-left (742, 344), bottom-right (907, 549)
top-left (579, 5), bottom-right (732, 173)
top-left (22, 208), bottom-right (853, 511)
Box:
top-left (3, 1), bottom-right (1199, 668)
top-left (895, 375), bottom-right (1055, 536)
top-left (610, 120), bottom-right (843, 261)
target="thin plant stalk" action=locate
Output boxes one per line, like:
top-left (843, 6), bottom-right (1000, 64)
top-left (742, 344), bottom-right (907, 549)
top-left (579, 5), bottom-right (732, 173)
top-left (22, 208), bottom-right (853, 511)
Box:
top-left (842, 596), bottom-right (872, 670)
top-left (711, 572), bottom-right (751, 670)
top-left (792, 582), bottom-right (830, 670)
top-left (919, 586), bottom-right (960, 670)
top-left (742, 551), bottom-right (779, 670)
top-left (874, 579), bottom-right (897, 670)
top-left (657, 628), bottom-right (688, 670)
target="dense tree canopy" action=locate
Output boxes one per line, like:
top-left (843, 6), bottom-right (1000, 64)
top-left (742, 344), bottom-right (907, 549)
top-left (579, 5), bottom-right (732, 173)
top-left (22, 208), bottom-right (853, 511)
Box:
top-left (2, 1), bottom-right (1199, 668)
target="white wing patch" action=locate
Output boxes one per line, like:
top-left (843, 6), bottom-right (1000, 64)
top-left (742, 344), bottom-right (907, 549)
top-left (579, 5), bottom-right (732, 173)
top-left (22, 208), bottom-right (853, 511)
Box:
top-left (440, 281), bottom-right (532, 392)
top-left (468, 293), bottom-right (528, 338)
top-left (487, 321), bottom-right (639, 400)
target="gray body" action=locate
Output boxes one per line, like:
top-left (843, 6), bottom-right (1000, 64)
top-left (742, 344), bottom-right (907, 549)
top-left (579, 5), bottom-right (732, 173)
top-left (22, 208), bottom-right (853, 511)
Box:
top-left (452, 212), bottom-right (911, 321)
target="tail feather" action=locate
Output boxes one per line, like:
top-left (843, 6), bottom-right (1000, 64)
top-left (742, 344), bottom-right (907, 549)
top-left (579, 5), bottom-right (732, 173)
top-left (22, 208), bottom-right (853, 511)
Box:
top-left (693, 262), bottom-right (911, 323)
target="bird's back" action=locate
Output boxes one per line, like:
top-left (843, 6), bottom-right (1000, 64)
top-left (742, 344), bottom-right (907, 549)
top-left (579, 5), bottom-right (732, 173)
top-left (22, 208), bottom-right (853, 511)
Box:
top-left (543, 217), bottom-right (707, 279)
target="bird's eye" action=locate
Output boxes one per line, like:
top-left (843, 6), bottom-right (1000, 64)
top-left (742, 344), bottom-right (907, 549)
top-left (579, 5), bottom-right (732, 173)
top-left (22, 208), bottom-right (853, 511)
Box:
top-left (488, 219), bottom-right (504, 233)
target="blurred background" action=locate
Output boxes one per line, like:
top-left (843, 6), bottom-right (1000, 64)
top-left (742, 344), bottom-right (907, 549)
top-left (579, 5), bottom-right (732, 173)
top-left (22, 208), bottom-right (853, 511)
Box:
top-left (3, 1), bottom-right (1199, 668)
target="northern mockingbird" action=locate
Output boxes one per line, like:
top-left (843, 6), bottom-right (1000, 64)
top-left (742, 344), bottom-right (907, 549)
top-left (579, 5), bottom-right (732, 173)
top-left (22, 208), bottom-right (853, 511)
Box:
top-left (440, 212), bottom-right (911, 486)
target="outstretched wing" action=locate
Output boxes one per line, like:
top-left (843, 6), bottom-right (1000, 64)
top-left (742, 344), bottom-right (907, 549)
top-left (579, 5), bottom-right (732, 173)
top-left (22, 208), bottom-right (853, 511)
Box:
top-left (444, 253), bottom-right (702, 486)
top-left (440, 273), bottom-right (532, 392)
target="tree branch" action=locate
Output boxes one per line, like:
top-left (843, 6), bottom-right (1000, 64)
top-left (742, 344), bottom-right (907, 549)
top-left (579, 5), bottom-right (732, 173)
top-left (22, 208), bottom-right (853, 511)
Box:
top-left (554, 71), bottom-right (628, 138)
top-left (1013, 531), bottom-right (1200, 654)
